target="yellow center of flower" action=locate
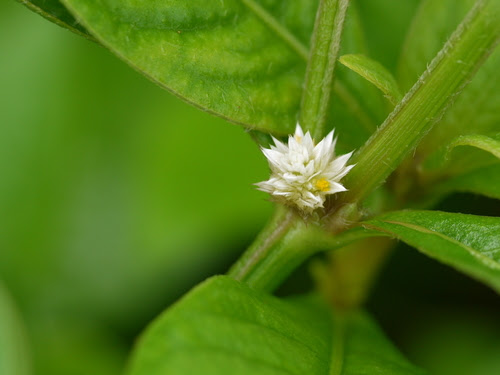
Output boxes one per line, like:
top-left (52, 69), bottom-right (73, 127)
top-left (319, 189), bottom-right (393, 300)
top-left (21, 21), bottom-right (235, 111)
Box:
top-left (315, 178), bottom-right (330, 192)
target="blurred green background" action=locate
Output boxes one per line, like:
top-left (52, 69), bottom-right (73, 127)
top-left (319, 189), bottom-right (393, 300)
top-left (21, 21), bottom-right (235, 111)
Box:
top-left (1, 1), bottom-right (499, 375)
top-left (1, 1), bottom-right (271, 373)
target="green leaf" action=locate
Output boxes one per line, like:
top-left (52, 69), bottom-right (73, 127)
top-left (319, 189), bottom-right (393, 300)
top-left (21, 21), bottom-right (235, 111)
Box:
top-left (0, 283), bottom-right (31, 375)
top-left (127, 276), bottom-right (426, 375)
top-left (17, 0), bottom-right (93, 40)
top-left (338, 0), bottom-right (500, 205)
top-left (399, 0), bottom-right (500, 157)
top-left (362, 210), bottom-right (500, 293)
top-left (59, 0), bottom-right (383, 142)
top-left (422, 133), bottom-right (500, 172)
top-left (339, 54), bottom-right (402, 105)
top-left (445, 133), bottom-right (500, 160)
top-left (60, 0), bottom-right (321, 135)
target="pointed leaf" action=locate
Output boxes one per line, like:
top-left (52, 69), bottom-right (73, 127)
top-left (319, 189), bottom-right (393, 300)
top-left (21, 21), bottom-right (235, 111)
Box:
top-left (339, 54), bottom-right (402, 105)
top-left (17, 0), bottom-right (93, 40)
top-left (423, 133), bottom-right (500, 171)
top-left (339, 0), bottom-right (500, 204)
top-left (127, 276), bottom-right (426, 375)
top-left (362, 210), bottom-right (500, 293)
top-left (446, 133), bottom-right (500, 160)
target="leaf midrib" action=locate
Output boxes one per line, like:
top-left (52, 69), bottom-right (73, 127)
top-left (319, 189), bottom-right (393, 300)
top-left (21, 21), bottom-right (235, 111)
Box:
top-left (378, 219), bottom-right (500, 270)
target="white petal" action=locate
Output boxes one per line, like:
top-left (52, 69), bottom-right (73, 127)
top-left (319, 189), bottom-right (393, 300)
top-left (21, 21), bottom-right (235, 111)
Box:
top-left (271, 136), bottom-right (288, 153)
top-left (327, 151), bottom-right (353, 171)
top-left (294, 124), bottom-right (304, 138)
top-left (262, 148), bottom-right (284, 166)
top-left (288, 135), bottom-right (302, 154)
top-left (327, 182), bottom-right (347, 193)
top-left (302, 131), bottom-right (315, 152)
top-left (334, 164), bottom-right (355, 180)
top-left (255, 181), bottom-right (274, 193)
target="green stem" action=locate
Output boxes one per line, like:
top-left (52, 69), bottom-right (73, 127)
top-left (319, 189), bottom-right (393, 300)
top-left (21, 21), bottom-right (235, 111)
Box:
top-left (228, 206), bottom-right (382, 292)
top-left (242, 0), bottom-right (374, 137)
top-left (300, 0), bottom-right (350, 140)
top-left (228, 207), bottom-right (317, 292)
top-left (228, 207), bottom-right (296, 282)
top-left (312, 237), bottom-right (393, 310)
top-left (338, 0), bottom-right (499, 206)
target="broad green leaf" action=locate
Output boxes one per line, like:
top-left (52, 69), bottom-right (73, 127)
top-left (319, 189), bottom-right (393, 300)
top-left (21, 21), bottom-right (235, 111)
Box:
top-left (339, 54), bottom-right (402, 105)
top-left (17, 0), bottom-right (93, 40)
top-left (0, 283), bottom-right (31, 375)
top-left (60, 0), bottom-right (383, 142)
top-left (127, 276), bottom-right (426, 375)
top-left (399, 0), bottom-right (500, 157)
top-left (60, 0), bottom-right (320, 135)
top-left (362, 210), bottom-right (500, 293)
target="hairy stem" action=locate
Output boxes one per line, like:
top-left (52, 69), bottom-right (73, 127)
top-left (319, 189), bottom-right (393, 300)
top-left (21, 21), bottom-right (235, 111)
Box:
top-left (300, 0), bottom-right (350, 140)
top-left (242, 0), bottom-right (374, 137)
top-left (228, 206), bottom-right (382, 292)
top-left (338, 0), bottom-right (500, 206)
top-left (228, 207), bottom-right (296, 283)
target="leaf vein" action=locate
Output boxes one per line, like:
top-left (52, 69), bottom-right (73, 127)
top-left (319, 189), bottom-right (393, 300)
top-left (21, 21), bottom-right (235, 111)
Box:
top-left (381, 220), bottom-right (500, 270)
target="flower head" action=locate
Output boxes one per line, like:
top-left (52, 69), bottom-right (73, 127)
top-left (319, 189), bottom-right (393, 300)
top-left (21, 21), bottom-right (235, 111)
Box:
top-left (256, 125), bottom-right (354, 213)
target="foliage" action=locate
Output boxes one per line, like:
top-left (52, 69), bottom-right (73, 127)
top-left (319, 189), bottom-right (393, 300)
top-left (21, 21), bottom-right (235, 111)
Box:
top-left (3, 0), bottom-right (500, 374)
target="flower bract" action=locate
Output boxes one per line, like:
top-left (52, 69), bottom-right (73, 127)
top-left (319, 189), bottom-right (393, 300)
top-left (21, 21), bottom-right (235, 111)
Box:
top-left (256, 125), bottom-right (354, 213)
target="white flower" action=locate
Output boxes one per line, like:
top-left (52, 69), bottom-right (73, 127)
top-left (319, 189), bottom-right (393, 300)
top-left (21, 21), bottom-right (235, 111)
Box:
top-left (256, 124), bottom-right (354, 213)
